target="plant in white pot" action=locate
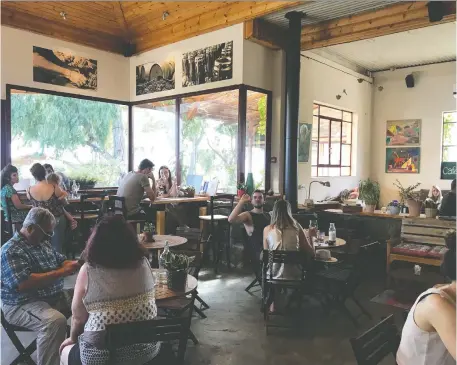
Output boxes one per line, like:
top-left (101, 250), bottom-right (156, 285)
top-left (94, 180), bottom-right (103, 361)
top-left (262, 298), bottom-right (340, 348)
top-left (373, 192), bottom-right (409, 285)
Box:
top-left (387, 200), bottom-right (401, 215)
top-left (393, 180), bottom-right (422, 217)
top-left (162, 250), bottom-right (194, 290)
top-left (424, 198), bottom-right (438, 218)
top-left (359, 178), bottom-right (380, 213)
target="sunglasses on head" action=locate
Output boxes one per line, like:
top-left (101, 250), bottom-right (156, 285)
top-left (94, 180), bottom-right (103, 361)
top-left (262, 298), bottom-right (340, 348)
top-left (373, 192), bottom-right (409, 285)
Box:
top-left (35, 224), bottom-right (54, 238)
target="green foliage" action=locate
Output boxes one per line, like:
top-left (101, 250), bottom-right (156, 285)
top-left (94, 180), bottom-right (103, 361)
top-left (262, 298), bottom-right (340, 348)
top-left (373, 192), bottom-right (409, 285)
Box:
top-left (393, 179), bottom-right (421, 204)
top-left (162, 249), bottom-right (194, 271)
top-left (424, 198), bottom-right (438, 209)
top-left (143, 222), bottom-right (155, 233)
top-left (257, 95), bottom-right (267, 136)
top-left (358, 178), bottom-right (381, 205)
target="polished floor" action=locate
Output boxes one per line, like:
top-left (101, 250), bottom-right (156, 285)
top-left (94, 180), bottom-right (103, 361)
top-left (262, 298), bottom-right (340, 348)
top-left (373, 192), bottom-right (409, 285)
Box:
top-left (2, 269), bottom-right (406, 365)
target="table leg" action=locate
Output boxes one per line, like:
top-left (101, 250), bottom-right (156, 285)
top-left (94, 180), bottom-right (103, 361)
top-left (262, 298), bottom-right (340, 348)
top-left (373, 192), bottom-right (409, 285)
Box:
top-left (156, 211), bottom-right (166, 235)
top-left (199, 207), bottom-right (207, 232)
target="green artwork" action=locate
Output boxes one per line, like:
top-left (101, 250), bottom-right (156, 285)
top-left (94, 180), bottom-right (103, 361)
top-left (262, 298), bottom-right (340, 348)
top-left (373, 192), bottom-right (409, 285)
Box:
top-left (298, 122), bottom-right (312, 163)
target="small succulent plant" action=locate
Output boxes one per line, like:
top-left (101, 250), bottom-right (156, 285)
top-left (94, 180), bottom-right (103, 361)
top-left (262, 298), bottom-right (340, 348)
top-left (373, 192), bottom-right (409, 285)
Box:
top-left (162, 250), bottom-right (194, 271)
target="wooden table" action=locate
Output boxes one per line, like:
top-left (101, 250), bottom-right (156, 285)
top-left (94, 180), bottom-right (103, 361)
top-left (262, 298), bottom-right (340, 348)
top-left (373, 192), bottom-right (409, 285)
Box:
top-left (140, 234), bottom-right (187, 250)
top-left (152, 269), bottom-right (198, 301)
top-left (313, 236), bottom-right (346, 248)
top-left (66, 195), bottom-right (108, 203)
top-left (142, 196), bottom-right (209, 234)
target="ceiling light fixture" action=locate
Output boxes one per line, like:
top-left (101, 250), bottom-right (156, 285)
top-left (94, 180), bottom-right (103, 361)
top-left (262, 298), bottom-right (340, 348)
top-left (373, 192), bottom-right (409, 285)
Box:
top-left (59, 11), bottom-right (67, 20)
top-left (162, 11), bottom-right (169, 21)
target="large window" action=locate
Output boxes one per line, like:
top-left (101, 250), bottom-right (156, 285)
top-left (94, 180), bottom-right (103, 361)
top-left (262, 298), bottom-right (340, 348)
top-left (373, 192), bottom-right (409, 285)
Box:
top-left (442, 111), bottom-right (457, 162)
top-left (133, 101), bottom-right (177, 175)
top-left (311, 103), bottom-right (352, 177)
top-left (10, 90), bottom-right (128, 187)
top-left (180, 90), bottom-right (239, 193)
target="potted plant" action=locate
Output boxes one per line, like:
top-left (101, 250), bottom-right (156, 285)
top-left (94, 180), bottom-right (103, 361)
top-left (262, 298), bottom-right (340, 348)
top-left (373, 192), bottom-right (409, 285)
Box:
top-left (387, 200), bottom-right (401, 215)
top-left (141, 222), bottom-right (155, 242)
top-left (358, 178), bottom-right (380, 213)
top-left (237, 182), bottom-right (247, 198)
top-left (393, 180), bottom-right (422, 217)
top-left (424, 198), bottom-right (438, 218)
top-left (162, 250), bottom-right (194, 290)
top-left (180, 185), bottom-right (195, 198)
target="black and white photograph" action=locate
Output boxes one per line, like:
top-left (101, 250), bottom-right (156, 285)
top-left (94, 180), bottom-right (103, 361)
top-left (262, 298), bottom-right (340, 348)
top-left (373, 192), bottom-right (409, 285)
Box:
top-left (136, 57), bottom-right (175, 96)
top-left (182, 41), bottom-right (233, 87)
top-left (33, 46), bottom-right (97, 90)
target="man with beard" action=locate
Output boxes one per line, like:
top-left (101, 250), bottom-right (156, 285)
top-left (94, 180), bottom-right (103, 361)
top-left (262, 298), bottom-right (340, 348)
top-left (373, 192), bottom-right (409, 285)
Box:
top-left (229, 190), bottom-right (270, 262)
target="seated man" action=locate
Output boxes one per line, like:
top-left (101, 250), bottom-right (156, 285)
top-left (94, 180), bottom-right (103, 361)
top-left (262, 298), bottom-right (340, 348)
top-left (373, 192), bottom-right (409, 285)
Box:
top-left (1, 207), bottom-right (80, 365)
top-left (439, 179), bottom-right (456, 217)
top-left (117, 158), bottom-right (157, 220)
top-left (228, 190), bottom-right (270, 262)
top-left (43, 163), bottom-right (70, 191)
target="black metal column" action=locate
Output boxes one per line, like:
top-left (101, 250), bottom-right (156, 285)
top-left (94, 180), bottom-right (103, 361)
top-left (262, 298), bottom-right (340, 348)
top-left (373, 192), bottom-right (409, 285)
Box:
top-left (284, 11), bottom-right (304, 212)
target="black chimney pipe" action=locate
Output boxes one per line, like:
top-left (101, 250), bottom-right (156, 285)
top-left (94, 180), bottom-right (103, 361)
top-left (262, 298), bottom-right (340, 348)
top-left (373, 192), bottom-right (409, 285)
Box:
top-left (284, 11), bottom-right (304, 212)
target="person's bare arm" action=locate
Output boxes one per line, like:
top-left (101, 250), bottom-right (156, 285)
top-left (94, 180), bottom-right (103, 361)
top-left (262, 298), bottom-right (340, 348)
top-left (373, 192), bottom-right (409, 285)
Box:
top-left (425, 295), bottom-right (456, 359)
top-left (11, 194), bottom-right (32, 210)
top-left (63, 209), bottom-right (77, 230)
top-left (263, 226), bottom-right (270, 250)
top-left (144, 186), bottom-right (156, 203)
top-left (298, 226), bottom-right (315, 257)
top-left (69, 264), bottom-right (89, 342)
top-left (18, 261), bottom-right (80, 292)
top-left (228, 194), bottom-right (251, 224)
top-left (54, 185), bottom-right (66, 199)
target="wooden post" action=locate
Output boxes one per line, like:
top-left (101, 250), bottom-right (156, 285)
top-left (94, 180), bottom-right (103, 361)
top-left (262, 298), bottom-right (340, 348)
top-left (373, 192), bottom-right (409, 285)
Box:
top-left (199, 206), bottom-right (207, 233)
top-left (156, 211), bottom-right (166, 235)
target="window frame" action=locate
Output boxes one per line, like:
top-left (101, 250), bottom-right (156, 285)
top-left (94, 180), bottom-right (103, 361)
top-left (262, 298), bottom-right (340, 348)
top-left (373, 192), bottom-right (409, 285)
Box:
top-left (441, 110), bottom-right (457, 163)
top-left (311, 103), bottom-right (353, 177)
top-left (4, 83), bottom-right (272, 191)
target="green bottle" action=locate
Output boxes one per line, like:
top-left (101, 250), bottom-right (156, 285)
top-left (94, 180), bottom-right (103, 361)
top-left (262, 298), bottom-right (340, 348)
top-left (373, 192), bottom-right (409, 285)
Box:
top-left (246, 173), bottom-right (255, 196)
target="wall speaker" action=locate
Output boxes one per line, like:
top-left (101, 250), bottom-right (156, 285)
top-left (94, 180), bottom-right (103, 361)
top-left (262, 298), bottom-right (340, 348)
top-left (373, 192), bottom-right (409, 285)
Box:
top-left (405, 74), bottom-right (415, 88)
top-left (123, 43), bottom-right (136, 57)
top-left (428, 1), bottom-right (445, 22)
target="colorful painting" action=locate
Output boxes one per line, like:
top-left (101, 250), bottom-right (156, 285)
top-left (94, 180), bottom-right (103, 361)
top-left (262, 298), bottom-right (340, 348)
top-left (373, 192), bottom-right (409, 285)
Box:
top-left (33, 46), bottom-right (97, 90)
top-left (386, 119), bottom-right (421, 146)
top-left (298, 122), bottom-right (312, 163)
top-left (386, 147), bottom-right (420, 173)
top-left (136, 56), bottom-right (175, 96)
top-left (182, 41), bottom-right (233, 87)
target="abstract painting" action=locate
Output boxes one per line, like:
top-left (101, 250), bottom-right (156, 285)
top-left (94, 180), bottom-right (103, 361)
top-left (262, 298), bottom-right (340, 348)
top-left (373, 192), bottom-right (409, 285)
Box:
top-left (33, 46), bottom-right (97, 90)
top-left (136, 56), bottom-right (175, 96)
top-left (182, 41), bottom-right (233, 87)
top-left (298, 123), bottom-right (312, 163)
top-left (386, 119), bottom-right (421, 146)
top-left (385, 147), bottom-right (420, 173)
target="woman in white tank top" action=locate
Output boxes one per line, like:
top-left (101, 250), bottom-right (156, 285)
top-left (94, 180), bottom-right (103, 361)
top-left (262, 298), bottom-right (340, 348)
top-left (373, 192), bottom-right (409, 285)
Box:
top-left (397, 230), bottom-right (456, 365)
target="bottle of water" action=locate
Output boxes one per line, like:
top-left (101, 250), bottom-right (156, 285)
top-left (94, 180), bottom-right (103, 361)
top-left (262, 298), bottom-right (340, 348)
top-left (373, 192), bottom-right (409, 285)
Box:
top-left (329, 223), bottom-right (336, 243)
top-left (158, 241), bottom-right (170, 269)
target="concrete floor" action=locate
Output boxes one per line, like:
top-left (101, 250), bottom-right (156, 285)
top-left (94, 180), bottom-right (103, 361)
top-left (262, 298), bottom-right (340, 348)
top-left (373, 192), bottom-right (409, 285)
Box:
top-left (2, 269), bottom-right (405, 365)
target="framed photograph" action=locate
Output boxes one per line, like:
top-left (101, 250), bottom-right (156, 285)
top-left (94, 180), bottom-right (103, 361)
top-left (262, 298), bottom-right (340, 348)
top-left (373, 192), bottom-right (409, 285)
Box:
top-left (33, 46), bottom-right (97, 90)
top-left (385, 147), bottom-right (420, 173)
top-left (182, 41), bottom-right (233, 87)
top-left (298, 122), bottom-right (312, 163)
top-left (386, 119), bottom-right (421, 146)
top-left (136, 57), bottom-right (175, 96)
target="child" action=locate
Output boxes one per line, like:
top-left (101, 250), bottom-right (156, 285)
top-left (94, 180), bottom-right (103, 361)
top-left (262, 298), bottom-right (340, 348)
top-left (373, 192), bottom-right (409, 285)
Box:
top-left (46, 173), bottom-right (77, 230)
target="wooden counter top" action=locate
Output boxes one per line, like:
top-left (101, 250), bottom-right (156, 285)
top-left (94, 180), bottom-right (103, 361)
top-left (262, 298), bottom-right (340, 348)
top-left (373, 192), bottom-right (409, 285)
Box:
top-left (142, 196), bottom-right (209, 205)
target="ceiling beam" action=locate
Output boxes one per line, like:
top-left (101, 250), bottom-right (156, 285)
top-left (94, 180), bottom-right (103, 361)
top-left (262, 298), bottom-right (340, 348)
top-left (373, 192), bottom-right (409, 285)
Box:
top-left (1, 7), bottom-right (124, 54)
top-left (134, 1), bottom-right (302, 54)
top-left (244, 18), bottom-right (287, 49)
top-left (301, 1), bottom-right (456, 50)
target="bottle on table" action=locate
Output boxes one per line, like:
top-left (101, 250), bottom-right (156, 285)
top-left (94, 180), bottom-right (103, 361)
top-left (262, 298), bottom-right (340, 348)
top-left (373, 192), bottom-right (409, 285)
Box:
top-left (328, 223), bottom-right (336, 244)
top-left (158, 241), bottom-right (170, 269)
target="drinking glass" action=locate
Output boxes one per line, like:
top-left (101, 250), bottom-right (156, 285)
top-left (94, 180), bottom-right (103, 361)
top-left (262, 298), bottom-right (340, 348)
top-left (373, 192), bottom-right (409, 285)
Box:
top-left (309, 220), bottom-right (318, 238)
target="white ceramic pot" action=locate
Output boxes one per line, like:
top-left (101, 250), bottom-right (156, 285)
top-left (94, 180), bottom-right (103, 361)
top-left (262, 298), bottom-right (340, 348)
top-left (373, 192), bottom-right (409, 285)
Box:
top-left (425, 208), bottom-right (438, 218)
top-left (387, 206), bottom-right (401, 215)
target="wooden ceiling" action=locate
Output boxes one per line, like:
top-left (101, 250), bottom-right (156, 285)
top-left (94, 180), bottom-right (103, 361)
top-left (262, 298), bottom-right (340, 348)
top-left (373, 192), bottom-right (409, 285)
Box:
top-left (1, 1), bottom-right (302, 55)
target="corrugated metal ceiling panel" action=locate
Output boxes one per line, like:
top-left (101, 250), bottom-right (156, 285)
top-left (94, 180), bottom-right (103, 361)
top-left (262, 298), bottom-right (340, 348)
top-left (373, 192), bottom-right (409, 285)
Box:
top-left (262, 0), bottom-right (401, 28)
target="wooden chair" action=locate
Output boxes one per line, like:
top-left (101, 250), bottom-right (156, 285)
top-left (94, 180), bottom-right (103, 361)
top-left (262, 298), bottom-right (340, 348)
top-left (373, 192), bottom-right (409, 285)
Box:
top-left (199, 194), bottom-right (235, 273)
top-left (1, 310), bottom-right (37, 365)
top-left (387, 218), bottom-right (455, 285)
top-left (107, 195), bottom-right (146, 233)
top-left (350, 314), bottom-right (401, 365)
top-left (261, 250), bottom-right (314, 334)
top-left (105, 316), bottom-right (191, 365)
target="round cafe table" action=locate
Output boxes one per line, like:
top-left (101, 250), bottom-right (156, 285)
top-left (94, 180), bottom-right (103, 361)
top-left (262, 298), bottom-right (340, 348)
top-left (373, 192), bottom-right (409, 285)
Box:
top-left (152, 269), bottom-right (198, 301)
top-left (313, 236), bottom-right (346, 248)
top-left (140, 234), bottom-right (187, 250)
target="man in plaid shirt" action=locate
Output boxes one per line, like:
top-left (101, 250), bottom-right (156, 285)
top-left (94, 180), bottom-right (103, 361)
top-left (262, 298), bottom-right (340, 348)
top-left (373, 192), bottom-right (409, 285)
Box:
top-left (1, 207), bottom-right (80, 365)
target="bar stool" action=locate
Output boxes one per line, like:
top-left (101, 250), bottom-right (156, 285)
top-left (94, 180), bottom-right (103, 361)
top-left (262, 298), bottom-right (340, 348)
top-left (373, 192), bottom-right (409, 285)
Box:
top-left (107, 196), bottom-right (146, 233)
top-left (199, 194), bottom-right (235, 274)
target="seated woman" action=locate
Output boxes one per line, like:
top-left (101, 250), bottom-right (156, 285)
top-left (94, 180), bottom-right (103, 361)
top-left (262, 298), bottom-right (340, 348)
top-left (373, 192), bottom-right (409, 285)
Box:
top-left (60, 215), bottom-right (161, 365)
top-left (26, 163), bottom-right (77, 253)
top-left (156, 166), bottom-right (178, 198)
top-left (263, 200), bottom-right (315, 311)
top-left (397, 229), bottom-right (456, 365)
top-left (428, 185), bottom-right (443, 208)
top-left (1, 164), bottom-right (32, 230)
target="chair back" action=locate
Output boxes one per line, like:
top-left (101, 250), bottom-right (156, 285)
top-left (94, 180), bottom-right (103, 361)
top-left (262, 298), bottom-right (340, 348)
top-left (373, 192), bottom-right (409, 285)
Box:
top-left (262, 249), bottom-right (311, 283)
top-left (350, 314), bottom-right (400, 365)
top-left (4, 197), bottom-right (14, 237)
top-left (107, 196), bottom-right (127, 218)
top-left (400, 217), bottom-right (455, 246)
top-left (79, 192), bottom-right (107, 221)
top-left (105, 317), bottom-right (188, 364)
top-left (208, 194), bottom-right (235, 220)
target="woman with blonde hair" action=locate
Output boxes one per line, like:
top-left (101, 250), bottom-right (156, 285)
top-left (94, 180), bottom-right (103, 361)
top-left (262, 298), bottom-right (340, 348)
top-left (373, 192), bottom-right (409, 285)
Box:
top-left (428, 185), bottom-right (443, 207)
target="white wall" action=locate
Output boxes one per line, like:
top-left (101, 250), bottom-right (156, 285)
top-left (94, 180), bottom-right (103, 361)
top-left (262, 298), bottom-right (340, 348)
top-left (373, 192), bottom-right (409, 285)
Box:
top-left (1, 26), bottom-right (129, 101)
top-left (243, 40), bottom-right (274, 91)
top-left (130, 24), bottom-right (244, 102)
top-left (297, 55), bottom-right (374, 203)
top-left (371, 62), bottom-right (456, 206)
